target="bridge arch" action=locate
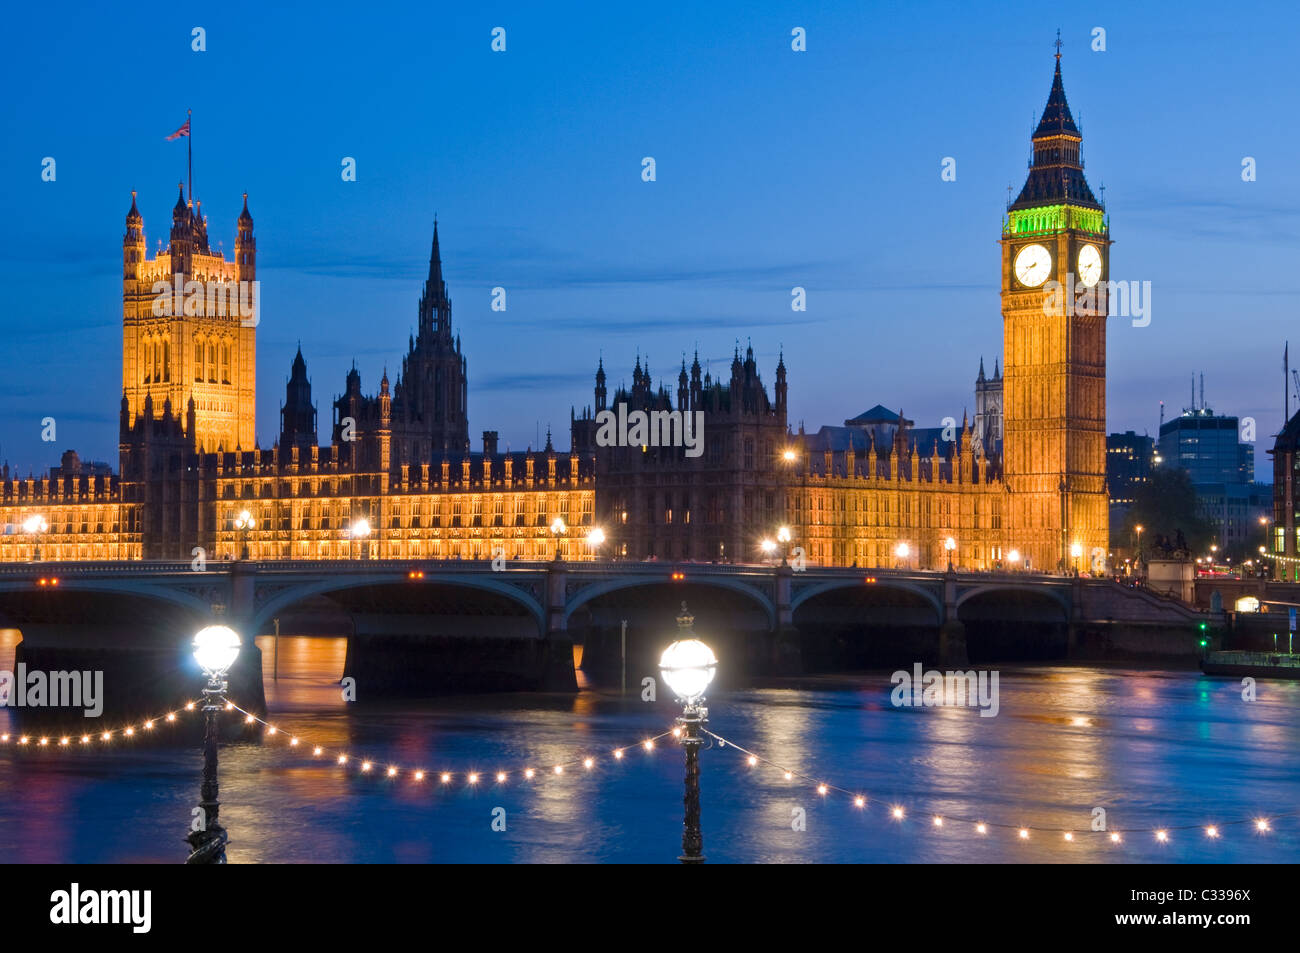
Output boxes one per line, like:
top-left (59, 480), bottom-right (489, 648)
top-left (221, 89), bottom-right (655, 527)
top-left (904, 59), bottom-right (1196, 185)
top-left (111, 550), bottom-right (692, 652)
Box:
top-left (956, 582), bottom-right (1070, 618)
top-left (0, 577), bottom-right (215, 623)
top-left (790, 578), bottom-right (943, 619)
top-left (252, 572), bottom-right (547, 634)
top-left (563, 574), bottom-right (775, 627)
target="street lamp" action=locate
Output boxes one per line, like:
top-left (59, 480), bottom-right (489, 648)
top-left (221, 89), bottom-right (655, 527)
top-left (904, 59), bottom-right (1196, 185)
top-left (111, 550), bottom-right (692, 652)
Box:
top-left (187, 623), bottom-right (241, 865)
top-left (760, 538), bottom-right (777, 564)
top-left (234, 509), bottom-right (256, 560)
top-left (659, 603), bottom-right (716, 865)
top-left (944, 536), bottom-right (956, 572)
top-left (347, 517), bottom-right (371, 560)
top-left (22, 514), bottom-right (48, 562)
top-left (776, 525), bottom-right (793, 565)
top-left (1070, 541), bottom-right (1083, 576)
top-left (585, 526), bottom-right (605, 559)
top-left (1007, 549), bottom-right (1021, 571)
top-left (895, 542), bottom-right (910, 569)
top-left (550, 516), bottom-right (567, 560)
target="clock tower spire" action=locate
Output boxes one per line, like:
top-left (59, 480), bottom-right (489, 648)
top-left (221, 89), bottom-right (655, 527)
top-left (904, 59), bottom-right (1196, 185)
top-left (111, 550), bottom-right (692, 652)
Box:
top-left (1001, 44), bottom-right (1111, 574)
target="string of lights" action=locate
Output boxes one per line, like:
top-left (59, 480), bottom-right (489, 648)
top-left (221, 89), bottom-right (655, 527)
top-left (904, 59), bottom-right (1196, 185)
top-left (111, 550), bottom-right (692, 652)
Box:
top-left (701, 726), bottom-right (1295, 847)
top-left (0, 700), bottom-right (201, 749)
top-left (221, 697), bottom-right (679, 789)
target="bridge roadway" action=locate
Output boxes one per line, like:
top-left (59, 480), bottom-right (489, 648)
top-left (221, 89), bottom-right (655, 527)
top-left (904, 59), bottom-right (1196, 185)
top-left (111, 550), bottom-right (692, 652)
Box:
top-left (0, 559), bottom-right (1220, 711)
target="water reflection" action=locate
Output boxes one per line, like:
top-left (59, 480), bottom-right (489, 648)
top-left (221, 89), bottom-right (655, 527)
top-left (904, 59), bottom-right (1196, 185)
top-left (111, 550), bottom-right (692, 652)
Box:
top-left (0, 632), bottom-right (1296, 863)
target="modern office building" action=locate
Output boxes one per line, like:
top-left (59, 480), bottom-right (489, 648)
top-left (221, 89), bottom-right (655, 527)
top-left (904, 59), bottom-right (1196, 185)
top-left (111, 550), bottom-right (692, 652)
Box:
top-left (1157, 407), bottom-right (1253, 484)
top-left (1106, 430), bottom-right (1154, 542)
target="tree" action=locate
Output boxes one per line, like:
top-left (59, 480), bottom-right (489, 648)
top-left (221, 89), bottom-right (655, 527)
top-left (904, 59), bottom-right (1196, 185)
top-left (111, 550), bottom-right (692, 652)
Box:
top-left (1121, 467), bottom-right (1214, 559)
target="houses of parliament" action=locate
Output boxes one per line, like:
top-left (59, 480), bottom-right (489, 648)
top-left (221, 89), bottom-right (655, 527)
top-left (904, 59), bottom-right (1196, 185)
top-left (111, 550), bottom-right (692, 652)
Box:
top-left (0, 52), bottom-right (1111, 573)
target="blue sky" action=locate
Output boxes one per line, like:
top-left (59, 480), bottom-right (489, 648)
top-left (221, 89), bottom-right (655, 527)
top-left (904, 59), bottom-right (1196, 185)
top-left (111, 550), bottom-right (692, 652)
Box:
top-left (1, 0), bottom-right (1297, 474)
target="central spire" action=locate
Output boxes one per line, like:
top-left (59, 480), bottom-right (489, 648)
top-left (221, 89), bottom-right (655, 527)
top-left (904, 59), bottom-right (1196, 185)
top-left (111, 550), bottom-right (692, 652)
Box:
top-left (418, 219), bottom-right (450, 338)
top-left (1009, 42), bottom-right (1100, 211)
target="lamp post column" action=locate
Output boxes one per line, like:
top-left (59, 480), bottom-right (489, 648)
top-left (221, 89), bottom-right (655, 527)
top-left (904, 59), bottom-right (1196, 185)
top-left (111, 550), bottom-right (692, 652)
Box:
top-left (679, 703), bottom-right (706, 864)
top-left (186, 680), bottom-right (229, 864)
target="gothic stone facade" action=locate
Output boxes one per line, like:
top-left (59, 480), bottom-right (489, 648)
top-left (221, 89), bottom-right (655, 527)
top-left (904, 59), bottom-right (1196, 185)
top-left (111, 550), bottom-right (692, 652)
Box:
top-left (1, 53), bottom-right (1109, 572)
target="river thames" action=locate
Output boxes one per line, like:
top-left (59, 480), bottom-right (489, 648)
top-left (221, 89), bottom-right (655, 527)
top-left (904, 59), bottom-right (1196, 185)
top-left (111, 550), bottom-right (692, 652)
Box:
top-left (0, 632), bottom-right (1296, 863)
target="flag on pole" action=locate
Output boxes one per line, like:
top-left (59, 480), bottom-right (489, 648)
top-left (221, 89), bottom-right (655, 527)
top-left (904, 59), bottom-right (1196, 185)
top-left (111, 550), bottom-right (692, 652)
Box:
top-left (166, 119), bottom-right (191, 140)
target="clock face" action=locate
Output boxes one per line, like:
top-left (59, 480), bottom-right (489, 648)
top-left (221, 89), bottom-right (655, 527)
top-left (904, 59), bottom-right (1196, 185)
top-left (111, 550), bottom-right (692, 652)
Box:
top-left (1014, 244), bottom-right (1052, 287)
top-left (1078, 244), bottom-right (1102, 288)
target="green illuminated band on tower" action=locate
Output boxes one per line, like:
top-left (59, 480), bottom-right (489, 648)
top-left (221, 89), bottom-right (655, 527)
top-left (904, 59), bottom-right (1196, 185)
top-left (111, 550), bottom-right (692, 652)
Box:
top-left (1002, 204), bottom-right (1107, 237)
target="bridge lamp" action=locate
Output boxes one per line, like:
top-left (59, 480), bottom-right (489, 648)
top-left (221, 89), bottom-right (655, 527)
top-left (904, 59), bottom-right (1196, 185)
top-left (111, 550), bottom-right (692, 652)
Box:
top-left (659, 602), bottom-right (715, 865)
top-left (188, 623), bottom-right (241, 865)
top-left (1008, 549), bottom-right (1021, 569)
top-left (550, 517), bottom-right (567, 560)
top-left (944, 536), bottom-right (956, 572)
top-left (586, 526), bottom-right (605, 550)
top-left (347, 518), bottom-right (372, 560)
top-left (760, 538), bottom-right (777, 562)
top-left (1069, 541), bottom-right (1083, 574)
top-left (234, 509), bottom-right (257, 560)
top-left (777, 526), bottom-right (792, 544)
top-left (22, 515), bottom-right (48, 561)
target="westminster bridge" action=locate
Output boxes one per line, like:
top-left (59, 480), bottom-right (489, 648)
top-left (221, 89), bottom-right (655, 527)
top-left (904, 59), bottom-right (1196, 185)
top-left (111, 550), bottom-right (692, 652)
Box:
top-left (0, 559), bottom-right (1221, 717)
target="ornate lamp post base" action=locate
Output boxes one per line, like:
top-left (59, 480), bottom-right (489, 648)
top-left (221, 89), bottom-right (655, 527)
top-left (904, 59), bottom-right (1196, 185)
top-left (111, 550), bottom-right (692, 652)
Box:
top-left (678, 704), bottom-right (707, 864)
top-left (185, 681), bottom-right (229, 864)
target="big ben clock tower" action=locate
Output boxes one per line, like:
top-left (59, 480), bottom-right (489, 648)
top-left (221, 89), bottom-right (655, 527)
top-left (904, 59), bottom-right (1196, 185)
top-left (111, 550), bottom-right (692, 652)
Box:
top-left (1002, 42), bottom-right (1111, 573)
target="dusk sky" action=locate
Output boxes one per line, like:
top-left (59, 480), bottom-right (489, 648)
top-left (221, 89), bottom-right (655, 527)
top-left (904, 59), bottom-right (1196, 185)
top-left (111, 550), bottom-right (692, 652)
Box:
top-left (2, 1), bottom-right (1297, 475)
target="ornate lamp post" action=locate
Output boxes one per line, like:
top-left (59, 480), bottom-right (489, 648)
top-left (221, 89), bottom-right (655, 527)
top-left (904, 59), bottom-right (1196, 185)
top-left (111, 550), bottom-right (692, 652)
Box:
top-left (22, 514), bottom-right (48, 562)
top-left (944, 536), bottom-right (956, 572)
top-left (234, 509), bottom-right (256, 560)
top-left (187, 623), bottom-right (241, 865)
top-left (1070, 540), bottom-right (1083, 576)
top-left (760, 537), bottom-right (777, 565)
top-left (550, 516), bottom-right (567, 561)
top-left (1007, 548), bottom-right (1021, 572)
top-left (347, 517), bottom-right (371, 561)
top-left (776, 525), bottom-right (793, 565)
top-left (659, 604), bottom-right (716, 865)
top-left (895, 541), bottom-right (910, 570)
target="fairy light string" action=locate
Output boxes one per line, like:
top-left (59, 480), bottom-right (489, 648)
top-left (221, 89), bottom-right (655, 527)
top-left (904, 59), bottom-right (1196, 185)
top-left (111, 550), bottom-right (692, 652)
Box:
top-left (701, 726), bottom-right (1293, 846)
top-left (221, 697), bottom-right (678, 789)
top-left (0, 700), bottom-right (201, 749)
top-left (4, 697), bottom-right (1291, 848)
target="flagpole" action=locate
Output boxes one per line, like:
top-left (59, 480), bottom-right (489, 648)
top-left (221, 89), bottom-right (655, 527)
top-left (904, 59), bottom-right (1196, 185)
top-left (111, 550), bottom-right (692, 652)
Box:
top-left (187, 108), bottom-right (193, 205)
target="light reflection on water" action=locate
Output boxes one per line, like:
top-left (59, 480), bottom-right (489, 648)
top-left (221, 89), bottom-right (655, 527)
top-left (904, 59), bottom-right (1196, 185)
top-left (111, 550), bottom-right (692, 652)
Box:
top-left (0, 629), bottom-right (1297, 863)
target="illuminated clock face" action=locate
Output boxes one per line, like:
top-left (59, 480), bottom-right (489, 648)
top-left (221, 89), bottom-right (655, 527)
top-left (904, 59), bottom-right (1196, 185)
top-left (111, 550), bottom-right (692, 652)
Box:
top-left (1078, 244), bottom-right (1102, 287)
top-left (1014, 244), bottom-right (1051, 287)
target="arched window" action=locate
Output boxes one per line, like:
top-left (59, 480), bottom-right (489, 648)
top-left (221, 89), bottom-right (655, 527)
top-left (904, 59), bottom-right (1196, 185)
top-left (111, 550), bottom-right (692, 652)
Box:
top-left (163, 338), bottom-right (170, 381)
top-left (195, 338), bottom-right (204, 381)
top-left (208, 343), bottom-right (216, 382)
top-left (221, 342), bottom-right (230, 383)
